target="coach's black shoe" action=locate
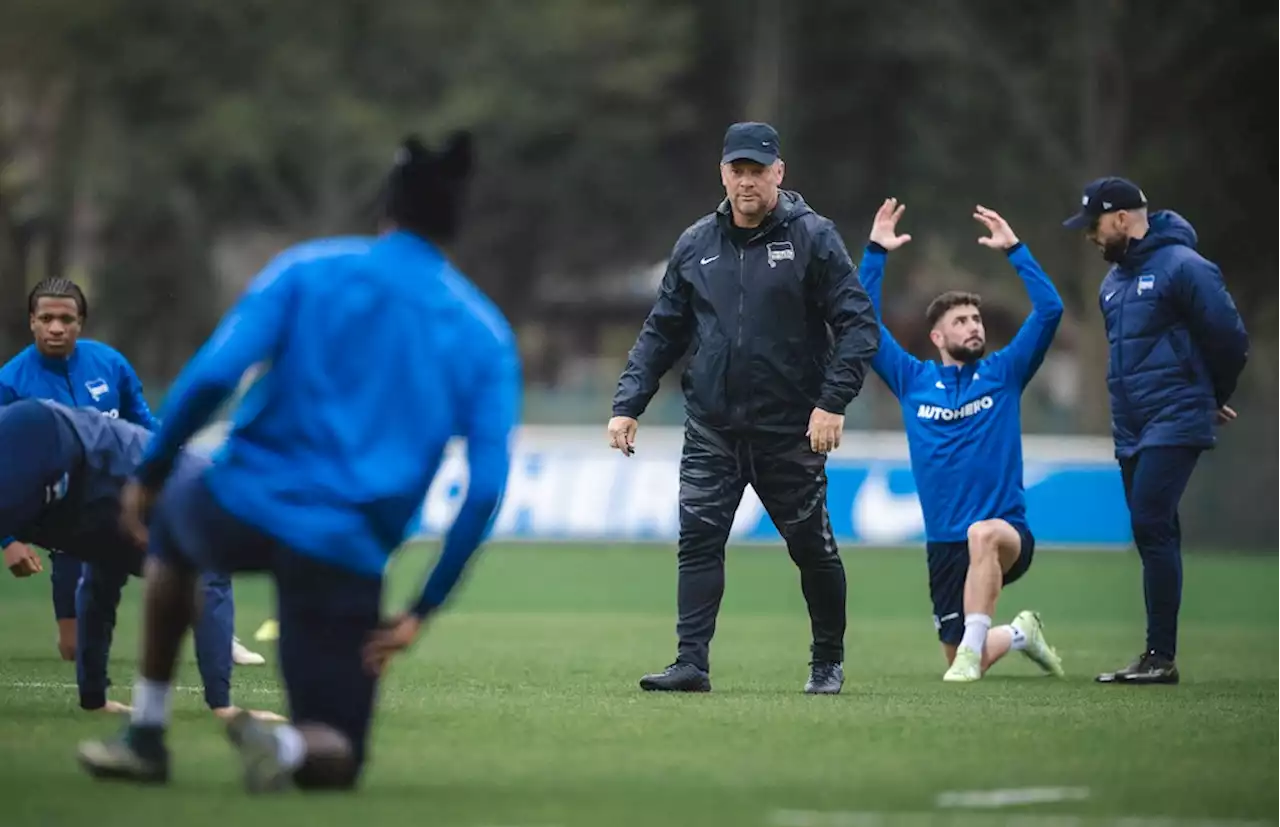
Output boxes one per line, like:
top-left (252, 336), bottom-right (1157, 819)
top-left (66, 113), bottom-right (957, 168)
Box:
top-left (77, 725), bottom-right (170, 784)
top-left (804, 661), bottom-right (844, 695)
top-left (639, 662), bottom-right (711, 692)
top-left (1096, 650), bottom-right (1179, 685)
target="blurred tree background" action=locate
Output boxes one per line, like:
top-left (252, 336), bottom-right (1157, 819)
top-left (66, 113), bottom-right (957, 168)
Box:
top-left (0, 0), bottom-right (1274, 547)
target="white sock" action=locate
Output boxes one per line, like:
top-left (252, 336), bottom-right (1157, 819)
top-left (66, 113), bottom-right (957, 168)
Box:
top-left (1000, 623), bottom-right (1027, 651)
top-left (131, 679), bottom-right (172, 728)
top-left (273, 724), bottom-right (307, 771)
top-left (960, 613), bottom-right (992, 654)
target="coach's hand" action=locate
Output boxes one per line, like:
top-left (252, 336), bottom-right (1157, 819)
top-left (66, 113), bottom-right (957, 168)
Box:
top-left (1216, 405), bottom-right (1237, 425)
top-left (869, 198), bottom-right (912, 250)
top-left (808, 408), bottom-right (844, 454)
top-left (607, 416), bottom-right (638, 457)
top-left (363, 614), bottom-right (422, 676)
top-left (974, 205), bottom-right (1019, 249)
top-left (3, 541), bottom-right (43, 578)
top-left (119, 480), bottom-right (158, 549)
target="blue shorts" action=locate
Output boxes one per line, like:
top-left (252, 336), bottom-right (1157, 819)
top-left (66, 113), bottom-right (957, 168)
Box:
top-left (925, 523), bottom-right (1035, 645)
top-left (149, 459), bottom-right (384, 769)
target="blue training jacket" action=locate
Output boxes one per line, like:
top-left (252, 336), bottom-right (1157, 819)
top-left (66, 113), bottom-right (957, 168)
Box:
top-left (1098, 210), bottom-right (1248, 460)
top-left (0, 340), bottom-right (159, 428)
top-left (862, 242), bottom-right (1064, 543)
top-left (135, 230), bottom-right (521, 616)
top-left (0, 339), bottom-right (159, 547)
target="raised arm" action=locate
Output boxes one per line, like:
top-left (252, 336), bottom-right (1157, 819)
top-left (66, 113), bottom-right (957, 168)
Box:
top-left (863, 197), bottom-right (924, 398)
top-left (974, 206), bottom-right (1064, 388)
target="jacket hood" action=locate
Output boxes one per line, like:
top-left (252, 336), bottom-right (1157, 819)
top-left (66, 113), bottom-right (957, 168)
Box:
top-left (1124, 210), bottom-right (1198, 268)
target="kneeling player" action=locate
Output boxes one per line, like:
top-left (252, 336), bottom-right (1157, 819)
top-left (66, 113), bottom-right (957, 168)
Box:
top-left (860, 198), bottom-right (1066, 681)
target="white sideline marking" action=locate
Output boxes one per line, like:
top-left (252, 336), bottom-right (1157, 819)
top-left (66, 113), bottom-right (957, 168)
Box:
top-left (4, 680), bottom-right (277, 696)
top-left (936, 786), bottom-right (1091, 808)
top-left (769, 811), bottom-right (1270, 827)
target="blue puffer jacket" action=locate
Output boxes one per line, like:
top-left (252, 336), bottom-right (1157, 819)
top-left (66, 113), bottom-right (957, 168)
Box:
top-left (1098, 210), bottom-right (1249, 459)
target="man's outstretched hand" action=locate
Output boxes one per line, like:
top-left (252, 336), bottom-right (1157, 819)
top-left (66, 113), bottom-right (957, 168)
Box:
top-left (869, 198), bottom-right (912, 251)
top-left (974, 205), bottom-right (1019, 250)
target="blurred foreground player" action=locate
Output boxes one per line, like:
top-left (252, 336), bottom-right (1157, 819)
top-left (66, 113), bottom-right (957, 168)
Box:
top-left (77, 131), bottom-right (521, 792)
top-left (860, 199), bottom-right (1065, 682)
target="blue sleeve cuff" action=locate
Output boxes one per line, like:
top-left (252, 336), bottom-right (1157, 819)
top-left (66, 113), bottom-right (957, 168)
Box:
top-left (866, 242), bottom-right (888, 255)
top-left (1005, 242), bottom-right (1027, 257)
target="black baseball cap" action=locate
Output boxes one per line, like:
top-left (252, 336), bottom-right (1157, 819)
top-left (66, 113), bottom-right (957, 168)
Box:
top-left (1062, 176), bottom-right (1148, 229)
top-left (721, 121), bottom-right (781, 165)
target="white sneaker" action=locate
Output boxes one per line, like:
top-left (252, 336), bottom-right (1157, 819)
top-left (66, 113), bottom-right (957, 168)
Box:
top-left (232, 637), bottom-right (266, 666)
top-left (943, 645), bottom-right (983, 682)
top-left (1011, 610), bottom-right (1065, 677)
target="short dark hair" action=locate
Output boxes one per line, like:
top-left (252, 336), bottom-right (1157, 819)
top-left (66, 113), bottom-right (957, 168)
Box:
top-left (385, 131), bottom-right (474, 244)
top-left (925, 290), bottom-right (981, 328)
top-left (28, 277), bottom-right (88, 319)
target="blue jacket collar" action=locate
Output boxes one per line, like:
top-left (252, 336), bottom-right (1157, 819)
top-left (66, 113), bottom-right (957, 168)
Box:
top-left (379, 229), bottom-right (446, 263)
top-left (35, 344), bottom-right (78, 373)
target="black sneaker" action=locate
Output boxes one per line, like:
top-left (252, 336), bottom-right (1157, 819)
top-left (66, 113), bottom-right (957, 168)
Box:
top-left (639, 662), bottom-right (711, 692)
top-left (805, 661), bottom-right (844, 695)
top-left (77, 725), bottom-right (170, 784)
top-left (1096, 650), bottom-right (1179, 685)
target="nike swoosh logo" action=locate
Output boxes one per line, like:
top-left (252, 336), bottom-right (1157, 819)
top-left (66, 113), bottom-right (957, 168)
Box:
top-left (700, 255), bottom-right (719, 265)
top-left (852, 468), bottom-right (925, 543)
top-left (1105, 290), bottom-right (1117, 301)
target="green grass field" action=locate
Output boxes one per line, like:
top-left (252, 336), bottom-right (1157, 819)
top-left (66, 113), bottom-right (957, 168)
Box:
top-left (0, 543), bottom-right (1275, 826)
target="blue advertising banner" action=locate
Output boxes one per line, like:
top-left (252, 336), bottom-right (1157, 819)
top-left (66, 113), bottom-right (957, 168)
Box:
top-left (193, 424), bottom-right (1130, 549)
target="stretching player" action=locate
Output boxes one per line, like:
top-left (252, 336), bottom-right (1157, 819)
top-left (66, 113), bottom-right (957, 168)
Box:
top-left (0, 398), bottom-right (278, 719)
top-left (860, 198), bottom-right (1066, 682)
top-left (77, 131), bottom-right (520, 792)
top-left (0, 278), bottom-right (264, 673)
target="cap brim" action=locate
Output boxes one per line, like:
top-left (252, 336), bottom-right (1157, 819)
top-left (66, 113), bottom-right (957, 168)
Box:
top-left (1062, 212), bottom-right (1093, 230)
top-left (721, 150), bottom-right (777, 166)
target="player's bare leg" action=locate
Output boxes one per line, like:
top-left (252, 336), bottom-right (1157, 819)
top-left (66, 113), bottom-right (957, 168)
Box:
top-left (57, 618), bottom-right (77, 661)
top-left (943, 519), bottom-right (1023, 681)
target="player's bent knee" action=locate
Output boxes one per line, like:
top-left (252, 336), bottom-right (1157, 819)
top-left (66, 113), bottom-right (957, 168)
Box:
top-left (965, 521), bottom-right (1002, 555)
top-left (291, 722), bottom-right (364, 791)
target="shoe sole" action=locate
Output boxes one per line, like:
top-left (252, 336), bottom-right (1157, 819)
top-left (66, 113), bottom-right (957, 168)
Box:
top-left (639, 680), bottom-right (711, 692)
top-left (77, 744), bottom-right (168, 785)
top-left (804, 685), bottom-right (843, 695)
top-left (1097, 673), bottom-right (1180, 685)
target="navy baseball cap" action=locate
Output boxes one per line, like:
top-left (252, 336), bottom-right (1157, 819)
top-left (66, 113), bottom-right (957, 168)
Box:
top-left (1062, 176), bottom-right (1148, 229)
top-left (721, 121), bottom-right (781, 165)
